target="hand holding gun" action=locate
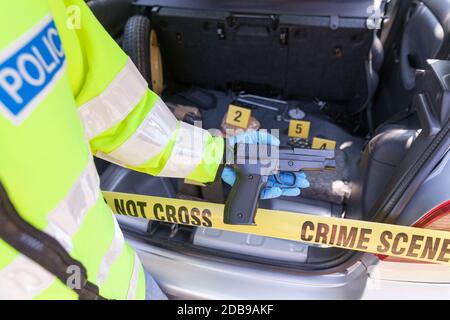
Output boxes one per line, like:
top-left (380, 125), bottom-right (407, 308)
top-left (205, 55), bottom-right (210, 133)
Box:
top-left (222, 134), bottom-right (336, 225)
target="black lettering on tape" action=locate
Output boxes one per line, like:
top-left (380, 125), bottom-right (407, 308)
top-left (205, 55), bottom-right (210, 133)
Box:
top-left (190, 208), bottom-right (202, 226)
top-left (300, 221), bottom-right (314, 242)
top-left (336, 226), bottom-right (358, 248)
top-left (437, 239), bottom-right (450, 263)
top-left (165, 205), bottom-right (177, 223)
top-left (406, 235), bottom-right (424, 258)
top-left (153, 203), bottom-right (165, 221)
top-left (392, 233), bottom-right (408, 255)
top-left (420, 237), bottom-right (441, 260)
top-left (136, 201), bottom-right (147, 219)
top-left (114, 199), bottom-right (126, 215)
top-left (178, 206), bottom-right (190, 224)
top-left (126, 200), bottom-right (138, 217)
top-left (329, 225), bottom-right (338, 245)
top-left (377, 231), bottom-right (392, 253)
top-left (202, 209), bottom-right (212, 227)
top-left (105, 192), bottom-right (450, 266)
top-left (315, 223), bottom-right (329, 244)
top-left (356, 228), bottom-right (372, 250)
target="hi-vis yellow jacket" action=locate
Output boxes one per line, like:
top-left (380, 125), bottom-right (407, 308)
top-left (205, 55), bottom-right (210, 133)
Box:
top-left (0, 0), bottom-right (223, 299)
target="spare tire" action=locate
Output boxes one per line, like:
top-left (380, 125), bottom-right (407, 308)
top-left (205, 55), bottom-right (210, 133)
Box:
top-left (122, 15), bottom-right (163, 94)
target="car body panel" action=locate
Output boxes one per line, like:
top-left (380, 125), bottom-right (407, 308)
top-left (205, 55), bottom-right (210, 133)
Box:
top-left (129, 236), bottom-right (368, 299)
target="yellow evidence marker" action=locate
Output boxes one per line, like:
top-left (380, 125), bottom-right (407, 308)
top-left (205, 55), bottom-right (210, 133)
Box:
top-left (288, 120), bottom-right (311, 139)
top-left (312, 137), bottom-right (337, 150)
top-left (225, 104), bottom-right (252, 129)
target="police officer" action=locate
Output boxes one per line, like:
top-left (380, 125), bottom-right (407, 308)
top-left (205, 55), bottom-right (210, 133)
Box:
top-left (0, 0), bottom-right (308, 299)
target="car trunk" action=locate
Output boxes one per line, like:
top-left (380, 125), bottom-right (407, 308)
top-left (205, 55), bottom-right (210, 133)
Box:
top-left (99, 90), bottom-right (363, 269)
top-left (95, 0), bottom-right (450, 273)
top-left (94, 0), bottom-right (384, 272)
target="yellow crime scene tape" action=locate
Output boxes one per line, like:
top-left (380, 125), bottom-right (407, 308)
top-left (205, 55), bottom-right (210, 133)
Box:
top-left (103, 191), bottom-right (450, 266)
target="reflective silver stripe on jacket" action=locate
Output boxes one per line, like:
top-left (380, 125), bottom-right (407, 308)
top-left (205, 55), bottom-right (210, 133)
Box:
top-left (127, 252), bottom-right (142, 300)
top-left (78, 58), bottom-right (148, 140)
top-left (0, 158), bottom-right (129, 299)
top-left (0, 255), bottom-right (55, 300)
top-left (96, 216), bottom-right (125, 285)
top-left (158, 121), bottom-right (207, 178)
top-left (96, 97), bottom-right (178, 167)
top-left (45, 157), bottom-right (100, 252)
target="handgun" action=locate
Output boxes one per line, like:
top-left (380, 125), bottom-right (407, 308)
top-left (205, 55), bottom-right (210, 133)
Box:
top-left (223, 144), bottom-right (336, 225)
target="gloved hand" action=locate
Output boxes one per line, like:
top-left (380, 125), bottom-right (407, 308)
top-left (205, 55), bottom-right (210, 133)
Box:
top-left (221, 131), bottom-right (310, 199)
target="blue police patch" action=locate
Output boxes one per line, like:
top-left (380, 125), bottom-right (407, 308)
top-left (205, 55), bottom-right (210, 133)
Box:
top-left (0, 15), bottom-right (66, 125)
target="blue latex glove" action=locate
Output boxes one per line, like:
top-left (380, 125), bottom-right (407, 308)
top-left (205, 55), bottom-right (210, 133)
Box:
top-left (221, 131), bottom-right (310, 199)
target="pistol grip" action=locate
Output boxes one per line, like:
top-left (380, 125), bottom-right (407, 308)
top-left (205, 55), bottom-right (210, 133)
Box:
top-left (224, 171), bottom-right (265, 225)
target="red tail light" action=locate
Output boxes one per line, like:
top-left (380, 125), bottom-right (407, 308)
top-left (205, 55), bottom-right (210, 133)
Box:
top-left (413, 200), bottom-right (450, 231)
top-left (378, 200), bottom-right (450, 263)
